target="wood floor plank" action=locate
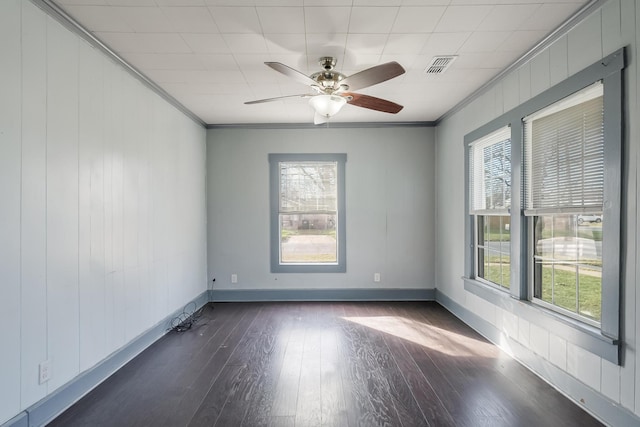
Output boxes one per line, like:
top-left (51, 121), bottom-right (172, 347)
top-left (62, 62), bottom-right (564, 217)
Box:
top-left (188, 363), bottom-right (248, 426)
top-left (241, 304), bottom-right (297, 427)
top-left (378, 316), bottom-right (456, 427)
top-left (295, 326), bottom-right (322, 426)
top-left (339, 303), bottom-right (403, 427)
top-left (215, 399), bottom-right (250, 427)
top-left (223, 304), bottom-right (294, 427)
top-left (187, 306), bottom-right (261, 426)
top-left (320, 324), bottom-right (349, 427)
top-left (358, 302), bottom-right (431, 427)
top-left (268, 416), bottom-right (296, 427)
top-left (270, 326), bottom-right (304, 417)
top-left (48, 301), bottom-right (604, 427)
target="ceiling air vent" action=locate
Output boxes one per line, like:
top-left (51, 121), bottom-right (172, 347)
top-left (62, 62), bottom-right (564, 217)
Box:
top-left (424, 55), bottom-right (457, 75)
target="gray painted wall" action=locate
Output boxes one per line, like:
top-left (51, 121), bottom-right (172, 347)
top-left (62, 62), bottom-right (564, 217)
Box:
top-left (435, 0), bottom-right (640, 421)
top-left (207, 126), bottom-right (435, 293)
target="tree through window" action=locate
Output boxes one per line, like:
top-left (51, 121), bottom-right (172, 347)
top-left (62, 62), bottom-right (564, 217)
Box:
top-left (469, 127), bottom-right (512, 289)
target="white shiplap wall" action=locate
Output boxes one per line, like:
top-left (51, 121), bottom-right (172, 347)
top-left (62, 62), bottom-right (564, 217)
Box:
top-left (435, 0), bottom-right (638, 422)
top-left (0, 1), bottom-right (207, 424)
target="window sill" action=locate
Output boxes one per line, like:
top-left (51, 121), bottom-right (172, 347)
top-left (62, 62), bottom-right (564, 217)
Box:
top-left (271, 264), bottom-right (346, 273)
top-left (462, 276), bottom-right (619, 364)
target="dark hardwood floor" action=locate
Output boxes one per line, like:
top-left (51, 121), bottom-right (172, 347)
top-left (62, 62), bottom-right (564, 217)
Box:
top-left (48, 302), bottom-right (604, 427)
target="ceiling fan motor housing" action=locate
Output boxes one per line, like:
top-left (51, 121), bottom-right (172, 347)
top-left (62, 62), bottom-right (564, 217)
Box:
top-left (311, 57), bottom-right (348, 93)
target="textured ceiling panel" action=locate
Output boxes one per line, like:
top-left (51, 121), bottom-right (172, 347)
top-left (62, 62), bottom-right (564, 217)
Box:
top-left (54, 0), bottom-right (587, 125)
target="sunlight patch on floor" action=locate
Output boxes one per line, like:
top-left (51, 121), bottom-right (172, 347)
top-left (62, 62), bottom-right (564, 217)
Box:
top-left (342, 315), bottom-right (497, 358)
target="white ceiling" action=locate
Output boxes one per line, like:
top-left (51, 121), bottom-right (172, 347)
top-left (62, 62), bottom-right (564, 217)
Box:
top-left (53, 0), bottom-right (589, 125)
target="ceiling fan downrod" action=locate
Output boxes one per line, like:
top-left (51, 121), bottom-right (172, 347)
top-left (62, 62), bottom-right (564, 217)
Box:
top-left (319, 56), bottom-right (336, 71)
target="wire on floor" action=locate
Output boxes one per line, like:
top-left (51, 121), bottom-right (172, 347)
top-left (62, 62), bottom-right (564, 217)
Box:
top-left (169, 302), bottom-right (211, 332)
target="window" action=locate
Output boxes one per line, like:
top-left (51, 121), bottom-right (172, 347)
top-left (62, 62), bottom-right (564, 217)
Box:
top-left (463, 48), bottom-right (624, 363)
top-left (269, 153), bottom-right (346, 273)
top-left (524, 83), bottom-right (605, 326)
top-left (469, 127), bottom-right (512, 290)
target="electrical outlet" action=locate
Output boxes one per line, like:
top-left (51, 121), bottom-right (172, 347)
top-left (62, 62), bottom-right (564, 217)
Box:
top-left (374, 273), bottom-right (381, 282)
top-left (231, 274), bottom-right (238, 284)
top-left (39, 360), bottom-right (51, 384)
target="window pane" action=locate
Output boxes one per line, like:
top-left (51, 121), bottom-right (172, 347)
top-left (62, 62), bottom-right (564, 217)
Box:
top-left (487, 215), bottom-right (502, 240)
top-left (477, 216), bottom-right (485, 278)
top-left (469, 128), bottom-right (511, 291)
top-left (524, 83), bottom-right (604, 211)
top-left (553, 263), bottom-right (577, 313)
top-left (533, 214), bottom-right (601, 324)
top-left (280, 214), bottom-right (337, 264)
top-left (501, 253), bottom-right (511, 289)
top-left (476, 215), bottom-right (510, 289)
top-left (483, 139), bottom-right (511, 210)
top-left (477, 216), bottom-right (485, 246)
top-left (534, 216), bottom-right (553, 258)
top-left (578, 265), bottom-right (602, 321)
top-left (469, 127), bottom-right (511, 212)
top-left (485, 250), bottom-right (500, 284)
top-left (498, 216), bottom-right (510, 289)
top-left (483, 216), bottom-right (491, 244)
top-left (577, 214), bottom-right (603, 267)
top-left (534, 259), bottom-right (554, 304)
top-left (280, 162), bottom-right (337, 213)
top-left (577, 214), bottom-right (602, 322)
top-left (552, 215), bottom-right (577, 262)
top-left (479, 247), bottom-right (487, 278)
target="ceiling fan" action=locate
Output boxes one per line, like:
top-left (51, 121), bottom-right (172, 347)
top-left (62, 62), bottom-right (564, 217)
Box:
top-left (245, 57), bottom-right (406, 124)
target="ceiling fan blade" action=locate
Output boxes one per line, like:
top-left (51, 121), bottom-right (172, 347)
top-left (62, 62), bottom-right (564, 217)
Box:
top-left (314, 113), bottom-right (329, 125)
top-left (340, 62), bottom-right (405, 92)
top-left (344, 92), bottom-right (403, 114)
top-left (265, 62), bottom-right (317, 86)
top-left (244, 94), bottom-right (313, 104)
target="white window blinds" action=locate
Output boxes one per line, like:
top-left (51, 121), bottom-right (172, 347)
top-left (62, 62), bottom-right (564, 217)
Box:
top-left (279, 161), bottom-right (337, 214)
top-left (469, 126), bottom-right (511, 214)
top-left (523, 82), bottom-right (604, 214)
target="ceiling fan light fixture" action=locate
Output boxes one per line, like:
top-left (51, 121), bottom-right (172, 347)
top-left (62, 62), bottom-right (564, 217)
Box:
top-left (309, 94), bottom-right (347, 118)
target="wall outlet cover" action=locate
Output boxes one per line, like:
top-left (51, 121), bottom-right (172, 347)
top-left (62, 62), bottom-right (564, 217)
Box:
top-left (39, 360), bottom-right (51, 384)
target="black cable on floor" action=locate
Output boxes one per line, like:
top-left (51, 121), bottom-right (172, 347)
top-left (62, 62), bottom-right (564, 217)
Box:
top-left (169, 302), bottom-right (212, 332)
